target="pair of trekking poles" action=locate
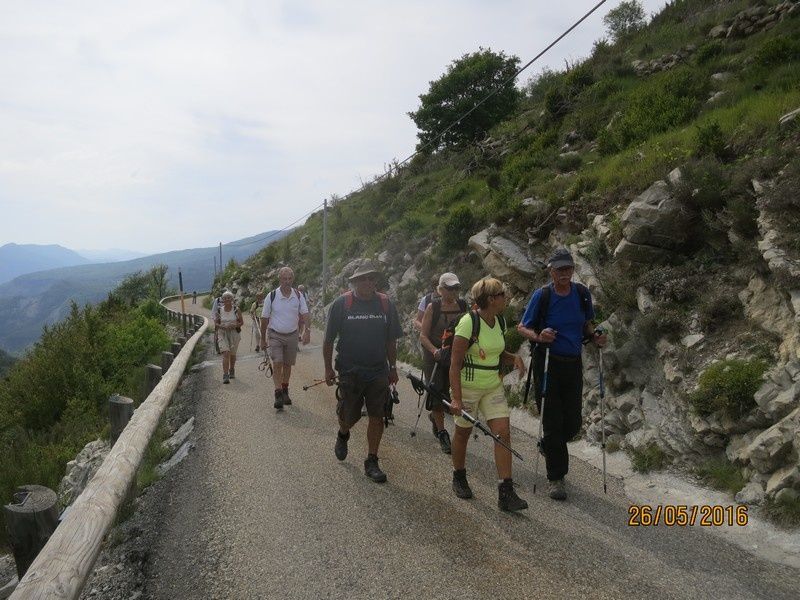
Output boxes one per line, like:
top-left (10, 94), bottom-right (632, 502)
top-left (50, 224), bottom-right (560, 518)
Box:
top-left (522, 332), bottom-right (607, 494)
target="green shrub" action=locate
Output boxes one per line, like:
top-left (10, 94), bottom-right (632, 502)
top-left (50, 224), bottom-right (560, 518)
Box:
top-left (694, 120), bottom-right (727, 159)
top-left (695, 457), bottom-right (746, 495)
top-left (504, 326), bottom-right (524, 354)
top-left (630, 443), bottom-right (666, 473)
top-left (689, 359), bottom-right (768, 417)
top-left (556, 152), bottom-right (582, 173)
top-left (601, 69), bottom-right (705, 154)
top-left (441, 206), bottom-right (476, 250)
top-left (727, 195), bottom-right (759, 238)
top-left (756, 36), bottom-right (800, 67)
top-left (695, 40), bottom-right (725, 65)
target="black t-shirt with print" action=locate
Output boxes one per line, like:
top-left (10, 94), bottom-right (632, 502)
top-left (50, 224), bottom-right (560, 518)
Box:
top-left (325, 293), bottom-right (404, 377)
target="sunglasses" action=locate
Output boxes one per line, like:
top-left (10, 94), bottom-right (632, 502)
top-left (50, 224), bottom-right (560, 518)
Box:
top-left (443, 284), bottom-right (461, 291)
top-left (554, 265), bottom-right (574, 272)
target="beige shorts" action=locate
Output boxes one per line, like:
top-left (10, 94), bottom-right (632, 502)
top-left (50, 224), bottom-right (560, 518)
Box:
top-left (218, 328), bottom-right (241, 354)
top-left (268, 329), bottom-right (299, 365)
top-left (453, 383), bottom-right (509, 429)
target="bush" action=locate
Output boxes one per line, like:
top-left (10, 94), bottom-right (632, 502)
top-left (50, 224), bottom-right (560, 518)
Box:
top-left (504, 326), bottom-right (524, 354)
top-left (630, 443), bottom-right (666, 473)
top-left (603, 0), bottom-right (646, 42)
top-left (441, 206), bottom-right (476, 250)
top-left (694, 40), bottom-right (725, 65)
top-left (689, 359), bottom-right (768, 417)
top-left (695, 457), bottom-right (746, 495)
top-left (756, 37), bottom-right (800, 67)
top-left (694, 120), bottom-right (727, 159)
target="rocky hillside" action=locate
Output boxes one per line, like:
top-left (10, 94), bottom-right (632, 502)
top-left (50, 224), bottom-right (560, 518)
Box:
top-left (217, 1), bottom-right (800, 513)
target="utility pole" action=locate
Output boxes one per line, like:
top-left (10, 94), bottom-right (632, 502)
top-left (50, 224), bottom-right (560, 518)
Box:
top-left (322, 198), bottom-right (328, 309)
top-left (219, 242), bottom-right (223, 272)
top-left (213, 255), bottom-right (217, 280)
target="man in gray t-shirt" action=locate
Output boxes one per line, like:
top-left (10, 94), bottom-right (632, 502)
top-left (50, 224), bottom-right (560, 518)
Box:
top-left (323, 262), bottom-right (403, 483)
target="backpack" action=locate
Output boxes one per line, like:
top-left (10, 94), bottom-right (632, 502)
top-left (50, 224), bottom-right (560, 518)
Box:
top-left (530, 282), bottom-right (592, 341)
top-left (270, 288), bottom-right (302, 305)
top-left (215, 297), bottom-right (242, 331)
top-left (437, 309), bottom-right (506, 369)
top-left (269, 288), bottom-right (305, 329)
top-left (429, 297), bottom-right (468, 329)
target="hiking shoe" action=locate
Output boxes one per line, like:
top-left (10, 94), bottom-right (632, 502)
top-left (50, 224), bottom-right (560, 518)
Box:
top-left (229, 368), bottom-right (235, 379)
top-left (498, 479), bottom-right (528, 512)
top-left (548, 479), bottom-right (567, 501)
top-left (282, 389), bottom-right (292, 405)
top-left (335, 431), bottom-right (349, 461)
top-left (437, 429), bottom-right (452, 454)
top-left (223, 372), bottom-right (230, 384)
top-left (452, 469), bottom-right (473, 499)
top-left (364, 455), bottom-right (387, 483)
top-left (273, 390), bottom-right (284, 410)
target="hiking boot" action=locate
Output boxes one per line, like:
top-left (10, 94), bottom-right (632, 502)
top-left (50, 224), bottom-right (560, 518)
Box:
top-left (335, 431), bottom-right (349, 461)
top-left (437, 429), bottom-right (452, 454)
top-left (364, 454), bottom-right (387, 483)
top-left (548, 479), bottom-right (567, 501)
top-left (223, 372), bottom-right (230, 384)
top-left (452, 469), bottom-right (473, 499)
top-left (229, 368), bottom-right (235, 379)
top-left (498, 479), bottom-right (528, 512)
top-left (282, 389), bottom-right (292, 405)
top-left (273, 389), bottom-right (284, 410)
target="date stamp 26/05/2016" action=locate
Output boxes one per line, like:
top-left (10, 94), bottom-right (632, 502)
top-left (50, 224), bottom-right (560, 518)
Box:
top-left (628, 504), bottom-right (749, 527)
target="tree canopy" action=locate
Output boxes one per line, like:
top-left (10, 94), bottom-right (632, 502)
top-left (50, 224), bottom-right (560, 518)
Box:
top-left (603, 0), bottom-right (646, 42)
top-left (408, 48), bottom-right (520, 152)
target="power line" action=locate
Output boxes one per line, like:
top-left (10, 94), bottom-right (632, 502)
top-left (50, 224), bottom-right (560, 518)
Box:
top-left (224, 1), bottom-right (609, 250)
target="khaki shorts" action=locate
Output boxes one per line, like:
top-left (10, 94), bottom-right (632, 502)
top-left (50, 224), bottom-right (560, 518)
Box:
top-left (453, 383), bottom-right (509, 429)
top-left (268, 329), bottom-right (299, 365)
top-left (218, 328), bottom-right (241, 354)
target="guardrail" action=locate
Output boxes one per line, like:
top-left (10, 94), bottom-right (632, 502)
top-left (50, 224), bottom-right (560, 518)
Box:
top-left (10, 295), bottom-right (209, 600)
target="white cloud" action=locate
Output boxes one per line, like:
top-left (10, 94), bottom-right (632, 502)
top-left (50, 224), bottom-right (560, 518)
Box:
top-left (0, 0), bottom-right (667, 253)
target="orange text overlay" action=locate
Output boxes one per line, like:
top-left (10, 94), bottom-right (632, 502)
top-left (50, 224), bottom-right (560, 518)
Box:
top-left (628, 504), bottom-right (748, 527)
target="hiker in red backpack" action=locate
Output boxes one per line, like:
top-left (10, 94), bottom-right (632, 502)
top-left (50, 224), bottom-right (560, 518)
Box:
top-left (419, 272), bottom-right (467, 454)
top-left (448, 277), bottom-right (527, 512)
top-left (260, 267), bottom-right (310, 410)
top-left (517, 248), bottom-right (608, 501)
top-left (323, 261), bottom-right (404, 483)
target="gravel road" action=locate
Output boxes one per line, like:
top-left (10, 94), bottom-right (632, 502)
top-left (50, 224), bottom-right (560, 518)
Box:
top-left (144, 299), bottom-right (799, 600)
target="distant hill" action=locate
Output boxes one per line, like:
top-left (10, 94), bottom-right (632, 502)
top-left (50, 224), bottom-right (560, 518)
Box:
top-left (0, 230), bottom-right (288, 352)
top-left (0, 243), bottom-right (91, 285)
top-left (75, 248), bottom-right (148, 263)
top-left (0, 347), bottom-right (15, 378)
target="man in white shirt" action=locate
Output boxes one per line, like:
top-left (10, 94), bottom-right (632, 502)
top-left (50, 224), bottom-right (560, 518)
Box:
top-left (261, 267), bottom-right (310, 410)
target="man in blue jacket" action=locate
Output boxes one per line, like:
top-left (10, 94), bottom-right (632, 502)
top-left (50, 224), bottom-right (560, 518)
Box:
top-left (517, 248), bottom-right (607, 500)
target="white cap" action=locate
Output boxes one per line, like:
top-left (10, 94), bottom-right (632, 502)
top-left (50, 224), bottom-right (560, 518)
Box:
top-left (438, 272), bottom-right (460, 288)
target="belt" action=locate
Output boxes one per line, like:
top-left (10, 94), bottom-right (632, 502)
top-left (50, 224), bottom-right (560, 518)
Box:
top-left (269, 328), bottom-right (298, 335)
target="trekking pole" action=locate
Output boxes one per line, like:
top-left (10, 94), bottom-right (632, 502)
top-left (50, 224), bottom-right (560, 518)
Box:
top-left (533, 346), bottom-right (550, 494)
top-left (249, 321), bottom-right (254, 352)
top-left (598, 341), bottom-right (607, 494)
top-left (411, 363), bottom-right (437, 438)
top-left (303, 377), bottom-right (337, 391)
top-left (406, 372), bottom-right (524, 461)
top-left (522, 340), bottom-right (535, 406)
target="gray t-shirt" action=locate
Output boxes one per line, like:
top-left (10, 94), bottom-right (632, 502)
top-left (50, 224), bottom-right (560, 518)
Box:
top-left (325, 293), bottom-right (404, 379)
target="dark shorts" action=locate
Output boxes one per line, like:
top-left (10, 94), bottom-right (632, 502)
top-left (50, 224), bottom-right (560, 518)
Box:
top-left (422, 351), bottom-right (448, 411)
top-left (336, 373), bottom-right (389, 427)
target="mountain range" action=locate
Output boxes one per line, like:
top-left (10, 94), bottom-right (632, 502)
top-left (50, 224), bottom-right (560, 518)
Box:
top-left (0, 230), bottom-right (287, 352)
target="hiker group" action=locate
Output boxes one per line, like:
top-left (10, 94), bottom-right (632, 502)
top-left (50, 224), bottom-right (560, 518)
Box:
top-left (214, 247), bottom-right (607, 512)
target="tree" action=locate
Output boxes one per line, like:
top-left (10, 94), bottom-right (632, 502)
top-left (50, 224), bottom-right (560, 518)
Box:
top-left (603, 0), bottom-right (646, 42)
top-left (148, 264), bottom-right (169, 300)
top-left (409, 48), bottom-right (520, 152)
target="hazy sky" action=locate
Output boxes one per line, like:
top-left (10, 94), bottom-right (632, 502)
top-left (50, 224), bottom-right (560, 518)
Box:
top-left (0, 0), bottom-right (667, 254)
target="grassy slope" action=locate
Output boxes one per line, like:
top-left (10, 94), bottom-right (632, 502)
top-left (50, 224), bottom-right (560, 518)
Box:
top-left (236, 0), bottom-right (799, 308)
